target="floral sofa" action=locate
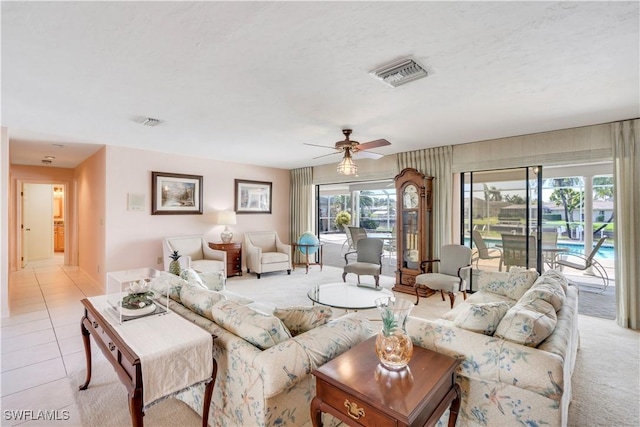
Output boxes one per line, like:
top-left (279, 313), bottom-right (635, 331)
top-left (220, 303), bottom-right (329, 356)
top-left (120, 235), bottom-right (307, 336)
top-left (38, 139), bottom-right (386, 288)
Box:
top-left (150, 270), bottom-right (372, 427)
top-left (406, 268), bottom-right (579, 427)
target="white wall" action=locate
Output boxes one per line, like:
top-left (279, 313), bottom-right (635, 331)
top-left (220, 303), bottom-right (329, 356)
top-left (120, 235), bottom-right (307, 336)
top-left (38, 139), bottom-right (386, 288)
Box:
top-left (103, 146), bottom-right (290, 288)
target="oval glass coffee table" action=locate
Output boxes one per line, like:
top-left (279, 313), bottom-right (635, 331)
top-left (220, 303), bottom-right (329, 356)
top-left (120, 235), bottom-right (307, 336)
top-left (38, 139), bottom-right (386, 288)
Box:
top-left (307, 282), bottom-right (394, 311)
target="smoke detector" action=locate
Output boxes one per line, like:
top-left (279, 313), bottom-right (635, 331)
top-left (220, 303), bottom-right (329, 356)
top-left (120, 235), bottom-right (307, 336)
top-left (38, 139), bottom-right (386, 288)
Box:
top-left (370, 58), bottom-right (428, 88)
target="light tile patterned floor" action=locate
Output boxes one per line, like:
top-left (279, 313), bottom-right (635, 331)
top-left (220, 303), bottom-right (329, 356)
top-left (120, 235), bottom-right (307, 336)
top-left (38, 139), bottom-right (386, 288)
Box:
top-left (1, 255), bottom-right (106, 426)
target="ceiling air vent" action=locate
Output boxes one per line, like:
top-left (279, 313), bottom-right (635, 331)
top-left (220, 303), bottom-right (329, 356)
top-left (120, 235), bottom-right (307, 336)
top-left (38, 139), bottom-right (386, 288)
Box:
top-left (370, 58), bottom-right (428, 88)
top-left (141, 117), bottom-right (162, 127)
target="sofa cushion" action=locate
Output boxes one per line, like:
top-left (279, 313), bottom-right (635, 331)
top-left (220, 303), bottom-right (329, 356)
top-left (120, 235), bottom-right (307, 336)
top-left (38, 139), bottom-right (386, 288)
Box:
top-left (274, 306), bottom-right (333, 336)
top-left (180, 268), bottom-right (206, 287)
top-left (149, 272), bottom-right (200, 302)
top-left (453, 302), bottom-right (511, 335)
top-left (212, 300), bottom-right (292, 350)
top-left (520, 281), bottom-right (566, 312)
top-left (537, 269), bottom-right (569, 293)
top-left (262, 252), bottom-right (289, 264)
top-left (477, 268), bottom-right (539, 300)
top-left (180, 284), bottom-right (226, 321)
top-left (197, 271), bottom-right (226, 291)
top-left (495, 299), bottom-right (557, 347)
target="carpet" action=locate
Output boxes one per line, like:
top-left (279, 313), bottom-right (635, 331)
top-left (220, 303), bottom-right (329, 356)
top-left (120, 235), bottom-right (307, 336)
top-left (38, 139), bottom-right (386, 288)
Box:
top-left (69, 266), bottom-right (639, 427)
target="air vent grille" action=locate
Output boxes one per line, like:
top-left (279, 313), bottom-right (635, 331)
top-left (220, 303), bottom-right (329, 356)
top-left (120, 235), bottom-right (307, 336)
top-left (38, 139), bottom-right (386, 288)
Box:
top-left (142, 118), bottom-right (162, 127)
top-left (371, 58), bottom-right (428, 88)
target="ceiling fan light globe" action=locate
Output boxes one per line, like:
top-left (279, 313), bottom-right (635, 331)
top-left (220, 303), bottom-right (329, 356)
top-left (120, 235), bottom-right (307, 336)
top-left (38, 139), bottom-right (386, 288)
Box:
top-left (337, 156), bottom-right (358, 175)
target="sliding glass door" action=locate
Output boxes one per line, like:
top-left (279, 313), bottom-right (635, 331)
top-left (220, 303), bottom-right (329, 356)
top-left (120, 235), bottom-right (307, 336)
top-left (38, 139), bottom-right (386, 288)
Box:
top-left (462, 167), bottom-right (543, 277)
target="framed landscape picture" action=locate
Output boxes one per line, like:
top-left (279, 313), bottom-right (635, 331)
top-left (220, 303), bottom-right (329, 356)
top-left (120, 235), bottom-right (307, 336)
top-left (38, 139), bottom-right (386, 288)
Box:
top-left (235, 179), bottom-right (272, 214)
top-left (151, 172), bottom-right (203, 215)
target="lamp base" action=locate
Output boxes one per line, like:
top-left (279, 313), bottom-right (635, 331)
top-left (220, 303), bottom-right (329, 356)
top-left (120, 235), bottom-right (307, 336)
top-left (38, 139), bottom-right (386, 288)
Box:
top-left (221, 228), bottom-right (233, 243)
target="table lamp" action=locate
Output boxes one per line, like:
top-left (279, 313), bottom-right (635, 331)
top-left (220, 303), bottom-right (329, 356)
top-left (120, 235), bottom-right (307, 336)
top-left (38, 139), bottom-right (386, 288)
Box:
top-left (214, 211), bottom-right (237, 243)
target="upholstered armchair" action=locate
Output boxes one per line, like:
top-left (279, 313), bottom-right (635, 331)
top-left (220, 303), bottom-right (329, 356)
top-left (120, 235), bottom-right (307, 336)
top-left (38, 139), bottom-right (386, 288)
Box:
top-left (342, 237), bottom-right (384, 289)
top-left (163, 235), bottom-right (227, 277)
top-left (244, 231), bottom-right (292, 278)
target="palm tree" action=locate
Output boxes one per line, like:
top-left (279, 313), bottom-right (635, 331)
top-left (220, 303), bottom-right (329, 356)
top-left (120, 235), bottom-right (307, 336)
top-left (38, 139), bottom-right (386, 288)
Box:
top-left (547, 177), bottom-right (583, 239)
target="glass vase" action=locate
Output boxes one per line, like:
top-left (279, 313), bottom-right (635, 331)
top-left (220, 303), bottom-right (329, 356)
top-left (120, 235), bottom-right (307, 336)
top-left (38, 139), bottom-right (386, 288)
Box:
top-left (374, 297), bottom-right (414, 370)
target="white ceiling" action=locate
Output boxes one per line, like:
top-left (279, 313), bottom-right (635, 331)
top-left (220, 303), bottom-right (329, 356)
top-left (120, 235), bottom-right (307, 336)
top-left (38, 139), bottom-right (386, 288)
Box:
top-left (3, 1), bottom-right (639, 170)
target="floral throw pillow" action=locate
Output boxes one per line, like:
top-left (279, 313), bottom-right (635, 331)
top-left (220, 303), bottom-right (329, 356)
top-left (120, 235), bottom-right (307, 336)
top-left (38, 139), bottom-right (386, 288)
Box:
top-left (211, 300), bottom-right (292, 350)
top-left (477, 269), bottom-right (538, 300)
top-left (179, 284), bottom-right (226, 321)
top-left (149, 272), bottom-right (192, 302)
top-left (453, 302), bottom-right (512, 335)
top-left (273, 306), bottom-right (333, 336)
top-left (495, 299), bottom-right (557, 347)
top-left (197, 271), bottom-right (226, 291)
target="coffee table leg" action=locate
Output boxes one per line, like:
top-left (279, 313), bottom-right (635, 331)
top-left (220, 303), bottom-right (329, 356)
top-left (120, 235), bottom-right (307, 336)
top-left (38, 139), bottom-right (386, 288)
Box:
top-left (448, 383), bottom-right (461, 427)
top-left (78, 315), bottom-right (92, 390)
top-left (310, 396), bottom-right (323, 427)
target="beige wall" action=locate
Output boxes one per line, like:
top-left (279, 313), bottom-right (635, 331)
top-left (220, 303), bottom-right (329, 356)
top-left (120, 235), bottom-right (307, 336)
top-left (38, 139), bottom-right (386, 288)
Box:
top-left (75, 148), bottom-right (107, 287)
top-left (102, 145), bottom-right (290, 289)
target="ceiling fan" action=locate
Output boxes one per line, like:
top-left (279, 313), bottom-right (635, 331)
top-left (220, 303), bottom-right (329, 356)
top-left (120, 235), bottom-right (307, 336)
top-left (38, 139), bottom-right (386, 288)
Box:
top-left (304, 129), bottom-right (391, 175)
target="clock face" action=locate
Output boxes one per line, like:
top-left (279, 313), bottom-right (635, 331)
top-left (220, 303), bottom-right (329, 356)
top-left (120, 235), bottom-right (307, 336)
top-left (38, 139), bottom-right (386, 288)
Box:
top-left (403, 184), bottom-right (419, 209)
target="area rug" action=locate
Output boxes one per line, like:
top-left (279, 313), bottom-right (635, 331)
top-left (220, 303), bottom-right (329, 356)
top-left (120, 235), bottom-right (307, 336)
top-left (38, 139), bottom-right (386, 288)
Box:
top-left (70, 362), bottom-right (202, 426)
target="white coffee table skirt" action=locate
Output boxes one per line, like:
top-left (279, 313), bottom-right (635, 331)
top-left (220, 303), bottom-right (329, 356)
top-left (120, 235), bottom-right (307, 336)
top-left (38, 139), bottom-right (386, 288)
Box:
top-left (89, 295), bottom-right (213, 407)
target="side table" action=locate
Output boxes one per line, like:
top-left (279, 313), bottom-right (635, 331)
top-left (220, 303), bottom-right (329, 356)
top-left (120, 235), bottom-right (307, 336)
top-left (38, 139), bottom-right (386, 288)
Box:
top-left (209, 241), bottom-right (242, 277)
top-left (311, 336), bottom-right (461, 427)
top-left (292, 242), bottom-right (324, 274)
top-left (79, 297), bottom-right (217, 427)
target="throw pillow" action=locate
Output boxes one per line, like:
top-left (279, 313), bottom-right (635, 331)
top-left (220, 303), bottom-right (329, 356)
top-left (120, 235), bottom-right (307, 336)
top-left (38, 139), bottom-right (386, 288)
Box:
top-left (211, 300), bottom-right (292, 350)
top-left (273, 306), bottom-right (333, 336)
top-left (180, 268), bottom-right (205, 287)
top-left (537, 270), bottom-right (569, 293)
top-left (149, 273), bottom-right (191, 302)
top-left (495, 300), bottom-right (557, 347)
top-left (198, 271), bottom-right (226, 291)
top-left (452, 302), bottom-right (511, 335)
top-left (477, 269), bottom-right (538, 300)
top-left (180, 284), bottom-right (226, 322)
top-left (520, 281), bottom-right (566, 312)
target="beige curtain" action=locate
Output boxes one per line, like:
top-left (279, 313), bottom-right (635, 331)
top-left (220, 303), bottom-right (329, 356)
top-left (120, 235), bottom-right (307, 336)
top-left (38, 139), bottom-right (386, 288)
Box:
top-left (290, 167), bottom-right (313, 242)
top-left (397, 146), bottom-right (453, 254)
top-left (613, 119), bottom-right (639, 330)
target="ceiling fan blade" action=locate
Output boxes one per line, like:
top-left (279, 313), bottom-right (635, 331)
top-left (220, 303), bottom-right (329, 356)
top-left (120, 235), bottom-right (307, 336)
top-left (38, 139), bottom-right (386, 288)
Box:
top-left (353, 151), bottom-right (384, 160)
top-left (313, 152), bottom-right (341, 160)
top-left (358, 139), bottom-right (391, 150)
top-left (304, 142), bottom-right (338, 150)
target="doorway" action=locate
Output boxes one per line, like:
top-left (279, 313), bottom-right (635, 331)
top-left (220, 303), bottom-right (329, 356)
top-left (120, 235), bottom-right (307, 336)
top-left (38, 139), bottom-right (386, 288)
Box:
top-left (21, 183), bottom-right (65, 267)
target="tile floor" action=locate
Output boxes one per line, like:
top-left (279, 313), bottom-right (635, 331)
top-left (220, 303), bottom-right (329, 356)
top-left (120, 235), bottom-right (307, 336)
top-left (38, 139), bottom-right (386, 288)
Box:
top-left (1, 255), bottom-right (107, 426)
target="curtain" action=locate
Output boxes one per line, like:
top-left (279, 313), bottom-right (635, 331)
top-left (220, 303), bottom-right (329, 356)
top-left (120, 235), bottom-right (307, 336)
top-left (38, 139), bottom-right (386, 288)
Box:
top-left (290, 167), bottom-right (313, 242)
top-left (397, 146), bottom-right (453, 254)
top-left (613, 119), bottom-right (639, 330)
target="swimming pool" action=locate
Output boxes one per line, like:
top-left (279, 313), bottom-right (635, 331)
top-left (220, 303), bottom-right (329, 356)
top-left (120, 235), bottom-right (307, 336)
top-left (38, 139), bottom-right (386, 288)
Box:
top-left (465, 237), bottom-right (615, 260)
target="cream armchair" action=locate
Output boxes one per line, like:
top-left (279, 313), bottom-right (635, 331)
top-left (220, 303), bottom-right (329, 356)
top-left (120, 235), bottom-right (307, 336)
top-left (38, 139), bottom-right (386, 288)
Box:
top-left (244, 231), bottom-right (292, 279)
top-left (163, 235), bottom-right (227, 277)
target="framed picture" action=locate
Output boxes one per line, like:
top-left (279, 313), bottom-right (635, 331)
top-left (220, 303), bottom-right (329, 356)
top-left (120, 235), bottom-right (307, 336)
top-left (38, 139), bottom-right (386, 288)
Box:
top-left (151, 172), bottom-right (203, 215)
top-left (235, 179), bottom-right (272, 214)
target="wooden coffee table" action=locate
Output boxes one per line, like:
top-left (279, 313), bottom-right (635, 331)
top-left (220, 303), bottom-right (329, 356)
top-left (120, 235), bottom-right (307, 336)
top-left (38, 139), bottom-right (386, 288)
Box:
top-left (311, 336), bottom-right (461, 427)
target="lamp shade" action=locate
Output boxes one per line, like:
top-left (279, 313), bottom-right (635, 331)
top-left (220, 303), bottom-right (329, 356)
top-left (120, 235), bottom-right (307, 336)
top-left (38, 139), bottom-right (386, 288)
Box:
top-left (214, 210), bottom-right (237, 225)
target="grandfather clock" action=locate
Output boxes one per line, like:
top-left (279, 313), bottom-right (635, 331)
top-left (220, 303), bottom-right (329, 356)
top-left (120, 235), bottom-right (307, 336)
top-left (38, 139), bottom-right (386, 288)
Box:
top-left (393, 168), bottom-right (434, 296)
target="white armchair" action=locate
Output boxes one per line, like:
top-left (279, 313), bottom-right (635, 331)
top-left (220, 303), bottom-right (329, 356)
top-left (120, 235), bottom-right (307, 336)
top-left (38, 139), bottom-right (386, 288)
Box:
top-left (163, 235), bottom-right (227, 277)
top-left (244, 231), bottom-right (292, 279)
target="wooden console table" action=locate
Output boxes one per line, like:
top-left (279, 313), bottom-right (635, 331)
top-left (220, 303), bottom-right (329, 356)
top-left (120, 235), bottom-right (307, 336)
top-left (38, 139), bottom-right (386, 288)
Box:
top-left (79, 297), bottom-right (217, 427)
top-left (292, 242), bottom-right (324, 274)
top-left (311, 336), bottom-right (461, 427)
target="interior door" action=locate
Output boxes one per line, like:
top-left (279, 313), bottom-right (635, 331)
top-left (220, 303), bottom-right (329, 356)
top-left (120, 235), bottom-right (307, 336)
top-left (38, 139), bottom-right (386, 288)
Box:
top-left (23, 183), bottom-right (54, 262)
